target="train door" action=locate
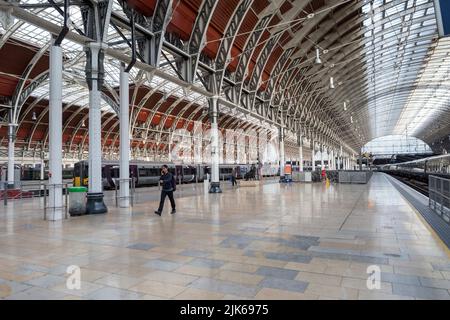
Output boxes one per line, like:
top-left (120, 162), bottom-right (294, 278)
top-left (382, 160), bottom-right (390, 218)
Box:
top-left (175, 165), bottom-right (183, 184)
top-left (130, 165), bottom-right (138, 185)
top-left (103, 165), bottom-right (115, 189)
top-left (196, 165), bottom-right (203, 182)
top-left (236, 166), bottom-right (241, 179)
top-left (73, 161), bottom-right (88, 187)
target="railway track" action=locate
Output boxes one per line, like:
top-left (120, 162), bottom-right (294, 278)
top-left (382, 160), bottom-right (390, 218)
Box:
top-left (387, 174), bottom-right (429, 197)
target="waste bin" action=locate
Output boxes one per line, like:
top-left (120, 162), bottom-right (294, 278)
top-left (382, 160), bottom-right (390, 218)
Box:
top-left (68, 186), bottom-right (87, 216)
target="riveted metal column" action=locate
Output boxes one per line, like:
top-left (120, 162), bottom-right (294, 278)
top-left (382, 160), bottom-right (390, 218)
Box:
top-left (86, 42), bottom-right (107, 214)
top-left (279, 127), bottom-right (285, 181)
top-left (7, 119), bottom-right (17, 189)
top-left (320, 144), bottom-right (324, 169)
top-left (48, 43), bottom-right (63, 220)
top-left (312, 140), bottom-right (316, 171)
top-left (359, 150), bottom-right (363, 171)
top-left (208, 96), bottom-right (221, 193)
top-left (119, 65), bottom-right (130, 208)
top-left (331, 149), bottom-right (334, 170)
top-left (40, 155), bottom-right (45, 181)
top-left (298, 135), bottom-right (304, 172)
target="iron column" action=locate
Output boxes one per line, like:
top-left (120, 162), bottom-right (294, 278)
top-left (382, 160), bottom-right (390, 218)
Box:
top-left (208, 96), bottom-right (221, 193)
top-left (119, 65), bottom-right (130, 208)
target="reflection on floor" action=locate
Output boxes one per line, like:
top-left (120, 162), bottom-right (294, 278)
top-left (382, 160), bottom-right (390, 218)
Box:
top-left (1, 173), bottom-right (450, 300)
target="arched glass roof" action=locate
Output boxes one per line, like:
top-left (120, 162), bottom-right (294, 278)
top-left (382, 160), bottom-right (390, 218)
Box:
top-left (0, 0), bottom-right (449, 157)
top-left (362, 134), bottom-right (433, 155)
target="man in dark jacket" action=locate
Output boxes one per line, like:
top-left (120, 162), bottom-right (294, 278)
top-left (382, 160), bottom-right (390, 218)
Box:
top-left (154, 165), bottom-right (176, 216)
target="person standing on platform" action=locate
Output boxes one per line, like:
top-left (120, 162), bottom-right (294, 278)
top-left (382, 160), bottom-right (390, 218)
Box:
top-left (321, 166), bottom-right (327, 182)
top-left (154, 165), bottom-right (176, 216)
top-left (231, 167), bottom-right (237, 186)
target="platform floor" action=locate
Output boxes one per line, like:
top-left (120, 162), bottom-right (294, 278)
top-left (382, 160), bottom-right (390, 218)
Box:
top-left (0, 173), bottom-right (450, 300)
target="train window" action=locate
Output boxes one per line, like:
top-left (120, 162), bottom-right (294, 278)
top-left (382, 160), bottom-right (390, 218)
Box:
top-left (150, 168), bottom-right (159, 176)
top-left (74, 164), bottom-right (80, 176)
top-left (112, 168), bottom-right (119, 178)
top-left (139, 169), bottom-right (148, 177)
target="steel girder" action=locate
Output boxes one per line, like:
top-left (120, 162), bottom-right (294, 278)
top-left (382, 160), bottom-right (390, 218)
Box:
top-left (185, 0), bottom-right (218, 84)
top-left (210, 0), bottom-right (252, 94)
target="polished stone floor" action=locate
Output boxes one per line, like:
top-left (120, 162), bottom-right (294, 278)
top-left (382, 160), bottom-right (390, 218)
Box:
top-left (0, 173), bottom-right (450, 300)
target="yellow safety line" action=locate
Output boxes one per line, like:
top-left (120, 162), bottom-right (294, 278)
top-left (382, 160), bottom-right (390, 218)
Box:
top-left (383, 173), bottom-right (450, 258)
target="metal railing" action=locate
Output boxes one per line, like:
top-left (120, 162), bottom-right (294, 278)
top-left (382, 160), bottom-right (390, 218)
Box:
top-left (114, 178), bottom-right (136, 207)
top-left (338, 171), bottom-right (373, 184)
top-left (428, 175), bottom-right (450, 225)
top-left (43, 183), bottom-right (69, 220)
top-left (0, 181), bottom-right (69, 219)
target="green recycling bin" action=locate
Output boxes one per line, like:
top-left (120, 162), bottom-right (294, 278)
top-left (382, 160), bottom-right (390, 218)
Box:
top-left (68, 186), bottom-right (87, 216)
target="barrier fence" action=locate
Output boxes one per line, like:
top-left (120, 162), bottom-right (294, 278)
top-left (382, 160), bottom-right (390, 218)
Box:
top-left (428, 175), bottom-right (450, 225)
top-left (114, 178), bottom-right (136, 207)
top-left (0, 181), bottom-right (69, 220)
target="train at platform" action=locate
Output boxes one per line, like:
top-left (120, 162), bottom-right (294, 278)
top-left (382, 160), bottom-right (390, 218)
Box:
top-left (378, 154), bottom-right (450, 184)
top-left (1, 161), bottom-right (280, 189)
top-left (73, 160), bottom-right (280, 189)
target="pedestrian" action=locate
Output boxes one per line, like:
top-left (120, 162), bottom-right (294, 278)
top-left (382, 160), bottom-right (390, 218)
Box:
top-left (154, 165), bottom-right (176, 216)
top-left (321, 166), bottom-right (327, 182)
top-left (231, 167), bottom-right (237, 186)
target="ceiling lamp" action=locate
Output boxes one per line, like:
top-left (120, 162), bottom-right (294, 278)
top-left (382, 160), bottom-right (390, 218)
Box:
top-left (343, 101), bottom-right (347, 111)
top-left (329, 77), bottom-right (335, 89)
top-left (315, 48), bottom-right (322, 64)
top-left (81, 120), bottom-right (86, 127)
top-left (31, 111), bottom-right (37, 121)
top-left (350, 116), bottom-right (353, 124)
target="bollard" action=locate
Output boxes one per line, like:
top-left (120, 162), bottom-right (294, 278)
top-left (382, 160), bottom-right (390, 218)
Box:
top-left (43, 184), bottom-right (47, 220)
top-left (114, 181), bottom-right (118, 207)
top-left (3, 182), bottom-right (6, 206)
top-left (64, 184), bottom-right (68, 219)
top-left (132, 178), bottom-right (136, 206)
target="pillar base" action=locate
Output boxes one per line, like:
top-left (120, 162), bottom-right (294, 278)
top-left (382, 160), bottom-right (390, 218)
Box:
top-left (208, 182), bottom-right (222, 193)
top-left (86, 193), bottom-right (108, 214)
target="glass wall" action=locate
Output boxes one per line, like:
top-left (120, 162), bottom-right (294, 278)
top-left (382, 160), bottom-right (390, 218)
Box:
top-left (362, 135), bottom-right (432, 155)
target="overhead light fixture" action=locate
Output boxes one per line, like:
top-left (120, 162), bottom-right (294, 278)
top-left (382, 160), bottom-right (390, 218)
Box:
top-left (315, 48), bottom-right (322, 65)
top-left (350, 116), bottom-right (353, 124)
top-left (329, 77), bottom-right (335, 89)
top-left (343, 101), bottom-right (347, 111)
top-left (81, 120), bottom-right (86, 127)
top-left (32, 111), bottom-right (37, 121)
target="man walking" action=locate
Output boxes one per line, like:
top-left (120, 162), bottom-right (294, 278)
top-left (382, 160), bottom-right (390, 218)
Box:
top-left (154, 165), bottom-right (176, 216)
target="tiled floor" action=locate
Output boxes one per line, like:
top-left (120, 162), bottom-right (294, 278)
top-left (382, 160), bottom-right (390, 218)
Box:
top-left (1, 173), bottom-right (450, 300)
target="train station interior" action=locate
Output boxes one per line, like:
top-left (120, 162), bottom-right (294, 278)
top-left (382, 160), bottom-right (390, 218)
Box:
top-left (0, 0), bottom-right (450, 301)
